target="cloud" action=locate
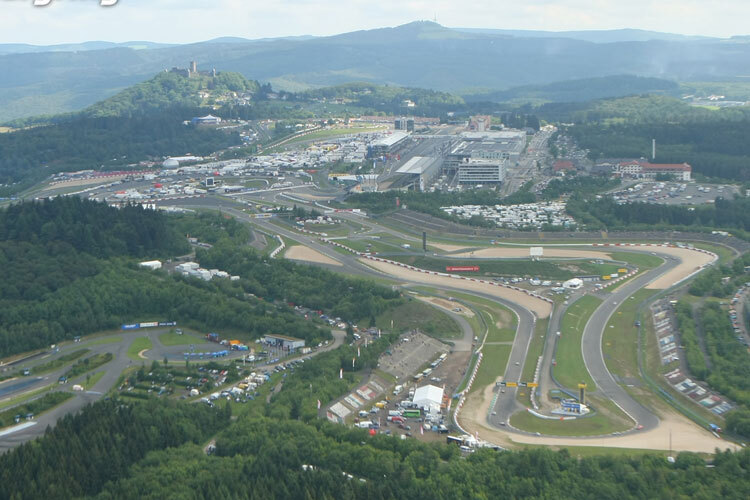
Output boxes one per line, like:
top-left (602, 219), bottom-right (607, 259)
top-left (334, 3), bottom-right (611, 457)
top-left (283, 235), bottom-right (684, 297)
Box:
top-left (0, 0), bottom-right (747, 44)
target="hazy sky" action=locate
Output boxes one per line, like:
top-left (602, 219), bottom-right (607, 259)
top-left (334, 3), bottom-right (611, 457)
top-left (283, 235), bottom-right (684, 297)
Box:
top-left (1, 0), bottom-right (748, 44)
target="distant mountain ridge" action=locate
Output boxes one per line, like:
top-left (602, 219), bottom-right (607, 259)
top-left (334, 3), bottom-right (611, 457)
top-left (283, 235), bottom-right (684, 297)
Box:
top-left (452, 27), bottom-right (715, 43)
top-left (2, 21), bottom-right (750, 122)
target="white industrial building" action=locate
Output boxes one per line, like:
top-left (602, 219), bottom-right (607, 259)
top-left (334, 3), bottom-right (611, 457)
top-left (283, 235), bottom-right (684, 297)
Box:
top-left (367, 131), bottom-right (410, 158)
top-left (139, 260), bottom-right (162, 270)
top-left (412, 384), bottom-right (444, 415)
top-left (457, 159), bottom-right (505, 185)
top-left (394, 156), bottom-right (442, 191)
top-left (262, 334), bottom-right (305, 351)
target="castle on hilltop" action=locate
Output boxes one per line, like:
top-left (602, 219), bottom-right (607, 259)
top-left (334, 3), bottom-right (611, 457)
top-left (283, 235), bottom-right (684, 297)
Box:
top-left (167, 61), bottom-right (217, 78)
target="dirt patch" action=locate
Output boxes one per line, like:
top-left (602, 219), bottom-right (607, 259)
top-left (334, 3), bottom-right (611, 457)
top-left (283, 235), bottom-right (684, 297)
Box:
top-left (362, 259), bottom-right (552, 319)
top-left (430, 243), bottom-right (471, 252)
top-left (453, 247), bottom-right (612, 260)
top-left (645, 247), bottom-right (716, 289)
top-left (494, 307), bottom-right (513, 327)
top-left (417, 296), bottom-right (475, 318)
top-left (292, 192), bottom-right (335, 201)
top-left (137, 349), bottom-right (149, 360)
top-left (41, 176), bottom-right (127, 192)
top-left (285, 245), bottom-right (343, 266)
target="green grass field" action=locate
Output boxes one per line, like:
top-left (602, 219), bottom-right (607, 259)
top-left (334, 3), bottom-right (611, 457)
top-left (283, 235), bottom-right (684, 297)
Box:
top-left (375, 299), bottom-right (461, 339)
top-left (608, 251), bottom-right (664, 269)
top-left (303, 222), bottom-right (352, 237)
top-left (83, 371), bottom-right (106, 390)
top-left (515, 318), bottom-right (549, 406)
top-left (127, 337), bottom-right (153, 361)
top-left (602, 289), bottom-right (659, 379)
top-left (31, 349), bottom-right (89, 375)
top-left (0, 384), bottom-right (54, 411)
top-left (555, 295), bottom-right (602, 391)
top-left (510, 404), bottom-right (631, 437)
top-left (471, 344), bottom-right (512, 393)
top-left (339, 237), bottom-right (405, 254)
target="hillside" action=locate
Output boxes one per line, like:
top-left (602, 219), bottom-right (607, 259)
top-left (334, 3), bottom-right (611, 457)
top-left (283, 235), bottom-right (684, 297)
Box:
top-left (544, 95), bottom-right (750, 181)
top-left (464, 75), bottom-right (680, 104)
top-left (297, 82), bottom-right (465, 115)
top-left (4, 22), bottom-right (750, 121)
top-left (83, 71), bottom-right (261, 119)
top-left (0, 71), bottom-right (251, 192)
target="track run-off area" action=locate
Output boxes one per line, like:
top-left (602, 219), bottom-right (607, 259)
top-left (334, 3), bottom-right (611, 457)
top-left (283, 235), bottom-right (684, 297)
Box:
top-left (222, 188), bottom-right (736, 453)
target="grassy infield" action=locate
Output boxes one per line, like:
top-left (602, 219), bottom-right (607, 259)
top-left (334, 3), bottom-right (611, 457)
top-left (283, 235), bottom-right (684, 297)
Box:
top-left (261, 213), bottom-right (730, 442)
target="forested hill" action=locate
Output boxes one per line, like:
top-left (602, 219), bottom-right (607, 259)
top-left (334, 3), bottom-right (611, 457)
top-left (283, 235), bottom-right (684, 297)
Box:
top-left (0, 197), bottom-right (186, 258)
top-left (464, 75), bottom-right (680, 104)
top-left (298, 82), bottom-right (465, 115)
top-left (543, 95), bottom-right (750, 182)
top-left (83, 71), bottom-right (260, 119)
top-left (10, 71), bottom-right (262, 127)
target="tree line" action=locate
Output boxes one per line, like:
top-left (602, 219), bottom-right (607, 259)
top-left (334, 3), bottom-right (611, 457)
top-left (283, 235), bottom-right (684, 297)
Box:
top-left (0, 399), bottom-right (231, 499)
top-left (91, 416), bottom-right (750, 499)
top-left (565, 196), bottom-right (750, 239)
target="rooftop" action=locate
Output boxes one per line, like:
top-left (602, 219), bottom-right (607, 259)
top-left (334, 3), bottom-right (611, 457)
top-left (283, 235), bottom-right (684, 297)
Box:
top-left (396, 156), bottom-right (440, 175)
top-left (369, 131), bottom-right (409, 148)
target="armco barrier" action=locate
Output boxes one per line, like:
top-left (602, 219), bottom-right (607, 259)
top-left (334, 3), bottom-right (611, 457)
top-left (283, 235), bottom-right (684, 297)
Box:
top-left (269, 235), bottom-right (285, 259)
top-left (530, 355), bottom-right (543, 410)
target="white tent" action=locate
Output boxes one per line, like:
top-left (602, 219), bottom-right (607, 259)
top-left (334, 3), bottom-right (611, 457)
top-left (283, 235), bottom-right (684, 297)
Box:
top-left (563, 278), bottom-right (583, 289)
top-left (412, 385), bottom-right (444, 414)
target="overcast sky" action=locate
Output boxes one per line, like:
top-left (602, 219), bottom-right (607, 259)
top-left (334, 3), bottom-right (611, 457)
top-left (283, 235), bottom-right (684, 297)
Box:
top-left (2, 0), bottom-right (748, 45)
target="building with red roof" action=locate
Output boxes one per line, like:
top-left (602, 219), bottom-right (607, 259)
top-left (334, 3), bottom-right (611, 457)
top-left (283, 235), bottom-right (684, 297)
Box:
top-left (613, 160), bottom-right (691, 181)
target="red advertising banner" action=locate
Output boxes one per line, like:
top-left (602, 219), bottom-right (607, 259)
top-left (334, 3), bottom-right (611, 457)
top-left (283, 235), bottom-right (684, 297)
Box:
top-left (446, 266), bottom-right (480, 272)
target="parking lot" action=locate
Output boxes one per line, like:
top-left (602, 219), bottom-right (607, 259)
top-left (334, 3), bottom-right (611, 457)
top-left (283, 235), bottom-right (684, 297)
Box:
top-left (378, 331), bottom-right (450, 383)
top-left (610, 181), bottom-right (739, 206)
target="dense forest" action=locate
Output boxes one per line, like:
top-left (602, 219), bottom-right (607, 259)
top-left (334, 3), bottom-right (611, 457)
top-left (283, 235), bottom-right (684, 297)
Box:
top-left (681, 300), bottom-right (750, 438)
top-left (675, 254), bottom-right (750, 438)
top-left (0, 200), bottom-right (336, 356)
top-left (195, 238), bottom-right (403, 324)
top-left (539, 95), bottom-right (750, 182)
top-left (565, 196), bottom-right (750, 238)
top-left (0, 197), bottom-right (187, 258)
top-left (0, 399), bottom-right (231, 499)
